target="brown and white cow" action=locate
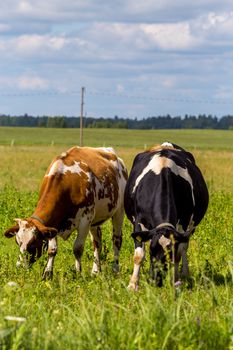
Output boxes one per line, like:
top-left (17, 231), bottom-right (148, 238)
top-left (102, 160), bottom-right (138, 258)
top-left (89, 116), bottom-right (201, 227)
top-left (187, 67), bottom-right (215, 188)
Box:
top-left (4, 146), bottom-right (128, 279)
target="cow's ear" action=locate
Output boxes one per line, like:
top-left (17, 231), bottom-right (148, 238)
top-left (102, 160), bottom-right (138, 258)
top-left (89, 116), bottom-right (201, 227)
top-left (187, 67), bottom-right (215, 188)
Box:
top-left (40, 227), bottom-right (58, 239)
top-left (131, 230), bottom-right (153, 242)
top-left (30, 218), bottom-right (58, 239)
top-left (4, 224), bottom-right (19, 238)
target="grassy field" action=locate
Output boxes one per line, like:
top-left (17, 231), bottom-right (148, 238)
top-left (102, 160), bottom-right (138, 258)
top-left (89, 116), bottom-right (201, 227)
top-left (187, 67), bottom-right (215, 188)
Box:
top-left (0, 127), bottom-right (232, 349)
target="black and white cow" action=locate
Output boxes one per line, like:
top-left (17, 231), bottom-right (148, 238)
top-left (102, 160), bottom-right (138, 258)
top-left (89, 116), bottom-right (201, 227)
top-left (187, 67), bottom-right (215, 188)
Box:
top-left (124, 142), bottom-right (209, 290)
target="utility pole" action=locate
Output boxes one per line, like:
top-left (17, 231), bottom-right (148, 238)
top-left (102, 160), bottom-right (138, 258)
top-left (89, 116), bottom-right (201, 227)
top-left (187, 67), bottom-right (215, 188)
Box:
top-left (80, 87), bottom-right (85, 146)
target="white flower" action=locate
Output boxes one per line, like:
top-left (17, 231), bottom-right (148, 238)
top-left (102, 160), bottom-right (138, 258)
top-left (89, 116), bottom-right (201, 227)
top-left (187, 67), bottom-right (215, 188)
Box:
top-left (4, 316), bottom-right (26, 322)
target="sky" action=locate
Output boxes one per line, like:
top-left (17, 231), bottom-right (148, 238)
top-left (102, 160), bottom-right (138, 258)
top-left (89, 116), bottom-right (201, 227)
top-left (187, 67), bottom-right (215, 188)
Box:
top-left (1, 1), bottom-right (233, 119)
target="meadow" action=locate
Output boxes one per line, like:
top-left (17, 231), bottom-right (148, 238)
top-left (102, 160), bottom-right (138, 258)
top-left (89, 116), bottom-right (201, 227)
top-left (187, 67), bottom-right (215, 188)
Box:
top-left (0, 127), bottom-right (232, 349)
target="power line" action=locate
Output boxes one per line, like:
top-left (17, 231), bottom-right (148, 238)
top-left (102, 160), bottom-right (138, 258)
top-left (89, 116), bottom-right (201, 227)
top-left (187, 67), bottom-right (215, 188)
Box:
top-left (0, 88), bottom-right (233, 105)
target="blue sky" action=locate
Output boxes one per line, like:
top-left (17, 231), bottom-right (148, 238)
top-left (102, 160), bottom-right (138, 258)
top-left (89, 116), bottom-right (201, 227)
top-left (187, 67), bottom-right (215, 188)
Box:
top-left (1, 1), bottom-right (233, 119)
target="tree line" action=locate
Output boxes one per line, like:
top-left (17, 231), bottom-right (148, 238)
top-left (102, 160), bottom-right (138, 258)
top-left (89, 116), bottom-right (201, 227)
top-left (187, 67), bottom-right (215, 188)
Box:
top-left (0, 114), bottom-right (233, 129)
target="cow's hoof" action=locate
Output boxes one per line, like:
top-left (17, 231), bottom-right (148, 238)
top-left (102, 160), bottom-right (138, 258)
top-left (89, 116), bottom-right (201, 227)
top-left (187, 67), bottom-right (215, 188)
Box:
top-left (174, 280), bottom-right (182, 287)
top-left (42, 270), bottom-right (53, 281)
top-left (182, 276), bottom-right (195, 289)
top-left (127, 283), bottom-right (139, 292)
top-left (112, 265), bottom-right (120, 274)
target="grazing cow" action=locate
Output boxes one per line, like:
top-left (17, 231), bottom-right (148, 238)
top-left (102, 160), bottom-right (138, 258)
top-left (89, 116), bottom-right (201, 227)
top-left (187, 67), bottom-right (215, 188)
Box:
top-left (124, 142), bottom-right (209, 290)
top-left (4, 146), bottom-right (128, 279)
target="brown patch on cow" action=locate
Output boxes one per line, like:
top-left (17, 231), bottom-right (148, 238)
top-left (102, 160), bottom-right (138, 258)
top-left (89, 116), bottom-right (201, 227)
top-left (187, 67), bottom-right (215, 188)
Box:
top-left (149, 144), bottom-right (175, 152)
top-left (24, 219), bottom-right (37, 228)
top-left (134, 253), bottom-right (143, 265)
top-left (160, 156), bottom-right (170, 168)
top-left (148, 144), bottom-right (162, 152)
top-left (4, 224), bottom-right (19, 237)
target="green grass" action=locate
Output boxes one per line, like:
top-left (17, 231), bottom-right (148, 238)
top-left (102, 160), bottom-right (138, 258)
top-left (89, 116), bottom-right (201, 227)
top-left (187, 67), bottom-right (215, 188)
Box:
top-left (0, 128), bottom-right (232, 349)
top-left (0, 126), bottom-right (233, 150)
top-left (0, 187), bottom-right (232, 350)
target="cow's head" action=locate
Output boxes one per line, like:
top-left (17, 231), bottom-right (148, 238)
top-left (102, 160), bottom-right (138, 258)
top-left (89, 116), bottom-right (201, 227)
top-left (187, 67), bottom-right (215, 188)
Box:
top-left (132, 227), bottom-right (176, 262)
top-left (132, 227), bottom-right (190, 286)
top-left (4, 218), bottom-right (58, 266)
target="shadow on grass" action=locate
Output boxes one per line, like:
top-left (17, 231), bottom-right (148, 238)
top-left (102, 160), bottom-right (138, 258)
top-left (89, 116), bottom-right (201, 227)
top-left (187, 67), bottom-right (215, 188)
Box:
top-left (200, 260), bottom-right (233, 286)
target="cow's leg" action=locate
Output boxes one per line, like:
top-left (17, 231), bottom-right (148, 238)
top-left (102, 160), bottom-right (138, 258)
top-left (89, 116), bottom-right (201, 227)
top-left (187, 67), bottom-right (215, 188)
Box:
top-left (90, 226), bottom-right (102, 274)
top-left (16, 254), bottom-right (26, 268)
top-left (42, 238), bottom-right (57, 280)
top-left (73, 221), bottom-right (90, 272)
top-left (111, 207), bottom-right (124, 273)
top-left (180, 242), bottom-right (189, 278)
top-left (128, 241), bottom-right (145, 291)
top-left (174, 242), bottom-right (189, 282)
top-left (149, 256), bottom-right (165, 287)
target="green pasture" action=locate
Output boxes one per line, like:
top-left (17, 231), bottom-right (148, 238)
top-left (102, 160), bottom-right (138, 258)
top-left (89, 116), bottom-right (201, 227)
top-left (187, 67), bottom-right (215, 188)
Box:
top-left (0, 127), bottom-right (232, 349)
top-left (0, 126), bottom-right (233, 150)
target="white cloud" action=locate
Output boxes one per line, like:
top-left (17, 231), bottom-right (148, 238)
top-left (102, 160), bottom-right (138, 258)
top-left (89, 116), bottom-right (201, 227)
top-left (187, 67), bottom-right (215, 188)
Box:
top-left (202, 12), bottom-right (233, 30)
top-left (191, 11), bottom-right (233, 44)
top-left (18, 1), bottom-right (33, 13)
top-left (0, 73), bottom-right (49, 90)
top-left (141, 22), bottom-right (200, 50)
top-left (16, 34), bottom-right (68, 53)
top-left (18, 75), bottom-right (48, 90)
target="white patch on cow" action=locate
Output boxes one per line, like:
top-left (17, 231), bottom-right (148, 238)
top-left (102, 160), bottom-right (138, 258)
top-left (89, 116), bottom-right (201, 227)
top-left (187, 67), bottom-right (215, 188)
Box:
top-left (15, 219), bottom-right (36, 253)
top-left (158, 235), bottom-right (171, 249)
top-left (161, 142), bottom-right (174, 148)
top-left (97, 147), bottom-right (115, 153)
top-left (43, 238), bottom-right (57, 276)
top-left (128, 245), bottom-right (145, 291)
top-left (132, 154), bottom-right (195, 205)
top-left (134, 246), bottom-right (145, 264)
top-left (110, 160), bottom-right (119, 169)
top-left (46, 159), bottom-right (90, 180)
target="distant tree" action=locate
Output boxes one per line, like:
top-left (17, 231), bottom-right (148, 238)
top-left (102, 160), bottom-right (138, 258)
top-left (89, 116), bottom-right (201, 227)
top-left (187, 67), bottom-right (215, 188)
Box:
top-left (218, 115), bottom-right (233, 129)
top-left (0, 113), bottom-right (233, 130)
top-left (47, 116), bottom-right (65, 128)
